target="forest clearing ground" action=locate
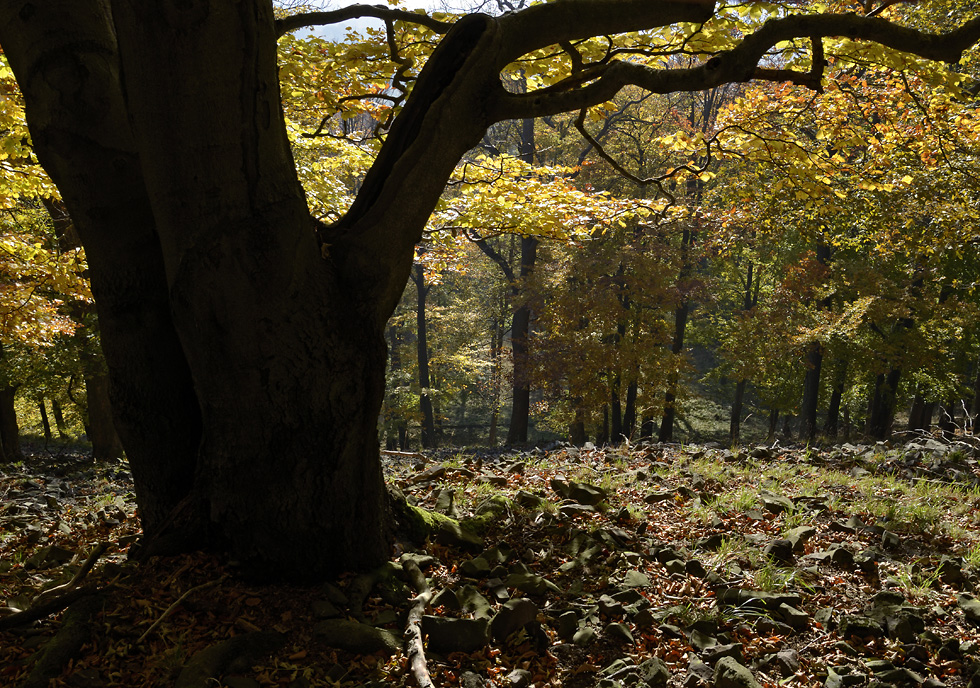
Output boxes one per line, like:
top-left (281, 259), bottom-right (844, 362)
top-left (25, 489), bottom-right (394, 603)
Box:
top-left (1, 438), bottom-right (980, 688)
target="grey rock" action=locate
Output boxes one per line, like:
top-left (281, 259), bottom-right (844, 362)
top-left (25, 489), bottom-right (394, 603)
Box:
top-left (457, 585), bottom-right (493, 619)
top-left (599, 595), bottom-right (625, 618)
top-left (505, 668), bottom-right (532, 688)
top-left (312, 599), bottom-right (341, 619)
top-left (712, 656), bottom-right (763, 688)
top-left (961, 594), bottom-right (980, 624)
top-left (504, 572), bottom-right (560, 596)
top-left (639, 657), bottom-right (670, 687)
top-left (556, 610), bottom-right (578, 639)
top-left (785, 526), bottom-right (817, 551)
top-left (690, 629), bottom-right (718, 651)
top-left (777, 603), bottom-right (809, 631)
top-left (490, 598), bottom-right (538, 643)
top-left (687, 559), bottom-right (708, 578)
top-left (938, 557), bottom-right (965, 586)
top-left (688, 655), bottom-right (714, 682)
top-left (314, 619), bottom-right (401, 654)
top-left (881, 530), bottom-right (902, 549)
top-left (624, 570), bottom-right (652, 588)
top-left (604, 622), bottom-right (634, 643)
top-left (664, 559), bottom-right (687, 576)
top-left (431, 588), bottom-right (461, 611)
top-left (514, 490), bottom-right (546, 509)
top-left (461, 671), bottom-right (487, 688)
top-left (763, 539), bottom-right (795, 564)
top-left (460, 556), bottom-right (492, 578)
top-left (759, 491), bottom-right (794, 514)
top-left (717, 589), bottom-right (802, 612)
top-left (572, 626), bottom-right (596, 646)
top-left (772, 649), bottom-right (800, 676)
top-left (838, 615), bottom-right (884, 638)
top-left (612, 588), bottom-right (646, 606)
top-left (702, 643), bottom-right (743, 664)
top-left (422, 616), bottom-right (490, 653)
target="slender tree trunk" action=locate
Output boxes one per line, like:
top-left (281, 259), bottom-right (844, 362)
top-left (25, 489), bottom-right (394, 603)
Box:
top-left (597, 404), bottom-right (610, 445)
top-left (659, 223), bottom-right (695, 443)
top-left (610, 376), bottom-right (623, 442)
top-left (767, 408), bottom-right (779, 443)
top-left (730, 378), bottom-right (747, 444)
top-left (38, 400), bottom-right (53, 443)
top-left (799, 342), bottom-right (823, 442)
top-left (823, 358), bottom-right (846, 436)
top-left (488, 318), bottom-right (503, 446)
top-left (507, 235), bottom-right (537, 445)
top-left (623, 379), bottom-right (637, 440)
top-left (0, 386), bottom-right (21, 462)
top-left (867, 369), bottom-right (902, 439)
top-left (411, 266), bottom-right (436, 448)
top-left (569, 401), bottom-right (587, 446)
top-left (52, 400), bottom-right (68, 439)
top-left (907, 394), bottom-right (935, 433)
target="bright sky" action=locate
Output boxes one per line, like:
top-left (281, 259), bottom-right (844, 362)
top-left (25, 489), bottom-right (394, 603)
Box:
top-left (311, 0), bottom-right (440, 40)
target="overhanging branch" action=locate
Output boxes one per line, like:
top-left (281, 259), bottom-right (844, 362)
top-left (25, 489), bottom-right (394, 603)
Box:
top-left (276, 5), bottom-right (452, 38)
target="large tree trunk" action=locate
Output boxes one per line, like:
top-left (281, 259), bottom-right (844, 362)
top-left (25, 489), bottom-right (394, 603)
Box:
top-left (823, 358), bottom-right (847, 437)
top-left (2, 1), bottom-right (501, 577)
top-left (507, 235), bottom-right (537, 445)
top-left (799, 342), bottom-right (823, 442)
top-left (730, 378), bottom-right (748, 443)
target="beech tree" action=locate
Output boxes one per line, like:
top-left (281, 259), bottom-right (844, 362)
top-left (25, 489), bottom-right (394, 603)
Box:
top-left (1, 0), bottom-right (979, 578)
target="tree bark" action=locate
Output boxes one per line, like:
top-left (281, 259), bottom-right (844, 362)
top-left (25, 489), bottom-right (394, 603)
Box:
top-left (0, 386), bottom-right (20, 462)
top-left (85, 374), bottom-right (124, 460)
top-left (38, 400), bottom-right (52, 443)
top-left (867, 369), bottom-right (901, 439)
top-left (823, 358), bottom-right (846, 437)
top-left (52, 400), bottom-right (68, 439)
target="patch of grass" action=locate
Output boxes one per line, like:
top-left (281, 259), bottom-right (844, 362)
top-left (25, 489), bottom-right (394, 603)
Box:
top-left (752, 559), bottom-right (795, 592)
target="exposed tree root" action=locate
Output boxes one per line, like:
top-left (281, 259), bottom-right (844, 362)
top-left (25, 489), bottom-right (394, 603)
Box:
top-left (18, 592), bottom-right (105, 688)
top-left (0, 584), bottom-right (102, 632)
top-left (401, 555), bottom-right (434, 688)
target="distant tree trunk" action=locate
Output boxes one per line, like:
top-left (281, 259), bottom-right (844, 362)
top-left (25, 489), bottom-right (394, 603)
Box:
top-left (623, 379), bottom-right (637, 440)
top-left (0, 386), bottom-right (21, 462)
top-left (597, 404), bottom-right (610, 445)
top-left (507, 235), bottom-right (537, 445)
top-left (51, 400), bottom-right (68, 438)
top-left (823, 358), bottom-right (846, 436)
top-left (767, 408), bottom-right (779, 443)
top-left (610, 376), bottom-right (623, 442)
top-left (38, 401), bottom-right (53, 443)
top-left (411, 266), bottom-right (436, 449)
top-left (799, 342), bottom-right (823, 442)
top-left (907, 394), bottom-right (935, 433)
top-left (569, 401), bottom-right (587, 446)
top-left (659, 226), bottom-right (694, 443)
top-left (730, 379), bottom-right (748, 444)
top-left (799, 244), bottom-right (831, 442)
top-left (488, 318), bottom-right (503, 446)
top-left (640, 415), bottom-right (656, 440)
top-left (86, 374), bottom-right (124, 459)
top-left (729, 261), bottom-right (756, 444)
top-left (867, 368), bottom-right (901, 439)
top-left (971, 357), bottom-right (980, 434)
top-left (938, 395), bottom-right (957, 439)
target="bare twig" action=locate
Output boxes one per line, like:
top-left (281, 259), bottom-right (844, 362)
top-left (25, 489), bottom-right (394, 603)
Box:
top-left (137, 576), bottom-right (228, 643)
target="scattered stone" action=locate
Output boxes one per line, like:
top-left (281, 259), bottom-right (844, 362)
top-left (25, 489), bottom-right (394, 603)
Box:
top-left (777, 604), bottom-right (809, 632)
top-left (461, 671), bottom-right (487, 688)
top-left (772, 648), bottom-right (800, 676)
top-left (504, 668), bottom-right (532, 688)
top-left (697, 533), bottom-right (729, 550)
top-left (314, 619), bottom-right (400, 655)
top-left (457, 586), bottom-right (493, 619)
top-left (838, 615), bottom-right (884, 639)
top-left (572, 626), bottom-right (596, 646)
top-left (713, 656), bottom-right (763, 688)
top-left (490, 598), bottom-right (538, 643)
top-left (556, 610), bottom-right (578, 639)
top-left (702, 643), bottom-right (743, 664)
top-left (763, 539), bottom-right (795, 564)
top-left (505, 572), bottom-right (560, 596)
top-left (958, 594), bottom-right (980, 624)
top-left (514, 490), bottom-right (546, 510)
top-left (311, 599), bottom-right (341, 619)
top-left (785, 525), bottom-right (817, 551)
top-left (664, 559), bottom-right (687, 576)
top-left (431, 588), bottom-right (461, 611)
top-left (604, 622), bottom-right (634, 643)
top-left (881, 530), bottom-right (902, 549)
top-left (760, 491), bottom-right (794, 514)
top-left (640, 657), bottom-right (671, 687)
top-left (624, 570), bottom-right (652, 588)
top-left (422, 616), bottom-right (490, 653)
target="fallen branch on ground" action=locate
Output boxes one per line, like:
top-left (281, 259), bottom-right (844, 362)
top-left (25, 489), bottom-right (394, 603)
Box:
top-left (401, 555), bottom-right (434, 688)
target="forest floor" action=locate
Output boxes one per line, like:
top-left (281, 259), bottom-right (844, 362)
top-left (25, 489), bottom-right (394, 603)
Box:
top-left (2, 437), bottom-right (980, 688)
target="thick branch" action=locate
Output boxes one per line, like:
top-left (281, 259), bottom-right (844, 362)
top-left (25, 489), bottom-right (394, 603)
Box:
top-left (276, 5), bottom-right (451, 37)
top-left (471, 234), bottom-right (517, 286)
top-left (492, 12), bottom-right (980, 121)
top-left (496, 0), bottom-right (716, 66)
